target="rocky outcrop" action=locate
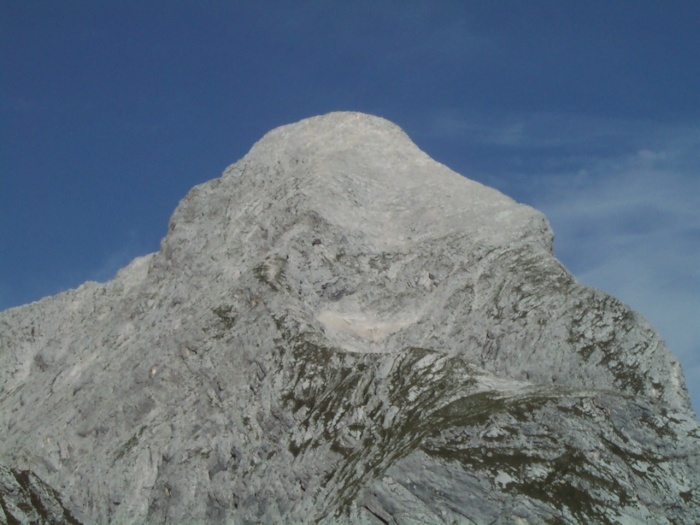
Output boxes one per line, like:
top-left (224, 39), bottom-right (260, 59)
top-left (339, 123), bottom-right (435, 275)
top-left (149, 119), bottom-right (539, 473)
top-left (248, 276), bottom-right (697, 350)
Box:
top-left (1, 112), bottom-right (698, 523)
top-left (0, 464), bottom-right (81, 524)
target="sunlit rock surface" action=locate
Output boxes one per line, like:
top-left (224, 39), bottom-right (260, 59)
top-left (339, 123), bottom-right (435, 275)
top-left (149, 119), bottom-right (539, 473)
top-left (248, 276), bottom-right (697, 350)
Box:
top-left (1, 112), bottom-right (698, 524)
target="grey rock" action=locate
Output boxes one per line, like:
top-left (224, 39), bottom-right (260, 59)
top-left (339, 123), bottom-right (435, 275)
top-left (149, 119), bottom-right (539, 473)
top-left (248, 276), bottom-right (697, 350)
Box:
top-left (1, 112), bottom-right (698, 524)
top-left (0, 464), bottom-right (82, 524)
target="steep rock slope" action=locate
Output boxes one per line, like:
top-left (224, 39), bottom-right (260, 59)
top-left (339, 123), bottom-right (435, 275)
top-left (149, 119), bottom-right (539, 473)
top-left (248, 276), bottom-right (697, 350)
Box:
top-left (1, 112), bottom-right (698, 524)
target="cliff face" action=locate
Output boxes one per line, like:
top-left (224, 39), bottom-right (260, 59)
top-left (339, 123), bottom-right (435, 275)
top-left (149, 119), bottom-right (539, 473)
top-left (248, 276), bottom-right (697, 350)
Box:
top-left (1, 112), bottom-right (698, 524)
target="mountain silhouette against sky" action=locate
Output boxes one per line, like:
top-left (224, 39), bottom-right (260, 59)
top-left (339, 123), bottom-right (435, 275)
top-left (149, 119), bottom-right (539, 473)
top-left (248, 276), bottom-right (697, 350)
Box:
top-left (1, 113), bottom-right (697, 524)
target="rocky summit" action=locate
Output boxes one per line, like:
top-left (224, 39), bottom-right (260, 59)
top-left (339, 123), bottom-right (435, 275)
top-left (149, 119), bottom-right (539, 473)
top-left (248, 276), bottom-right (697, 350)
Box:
top-left (1, 112), bottom-right (698, 524)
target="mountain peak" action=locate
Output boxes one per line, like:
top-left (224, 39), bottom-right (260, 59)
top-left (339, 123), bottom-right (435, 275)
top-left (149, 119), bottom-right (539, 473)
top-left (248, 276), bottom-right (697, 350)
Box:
top-left (243, 111), bottom-right (543, 243)
top-left (161, 112), bottom-right (550, 276)
top-left (1, 113), bottom-right (697, 524)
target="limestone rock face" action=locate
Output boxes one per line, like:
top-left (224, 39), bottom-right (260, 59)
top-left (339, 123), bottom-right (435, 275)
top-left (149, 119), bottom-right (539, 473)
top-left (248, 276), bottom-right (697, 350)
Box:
top-left (1, 112), bottom-right (698, 524)
top-left (0, 464), bottom-right (82, 524)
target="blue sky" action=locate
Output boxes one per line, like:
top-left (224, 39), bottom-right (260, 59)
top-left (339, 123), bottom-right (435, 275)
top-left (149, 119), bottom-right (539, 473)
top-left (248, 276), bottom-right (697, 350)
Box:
top-left (2, 2), bottom-right (698, 413)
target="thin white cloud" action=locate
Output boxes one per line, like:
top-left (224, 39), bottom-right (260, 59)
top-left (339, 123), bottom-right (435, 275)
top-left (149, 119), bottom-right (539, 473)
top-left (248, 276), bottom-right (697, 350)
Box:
top-left (428, 111), bottom-right (700, 161)
top-left (87, 230), bottom-right (151, 284)
top-left (0, 230), bottom-right (151, 312)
